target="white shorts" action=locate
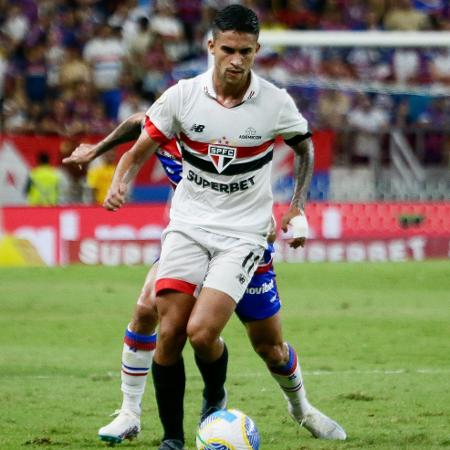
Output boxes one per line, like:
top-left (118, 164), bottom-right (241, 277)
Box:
top-left (155, 228), bottom-right (265, 303)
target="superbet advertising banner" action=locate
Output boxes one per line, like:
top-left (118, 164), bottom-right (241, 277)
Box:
top-left (2, 202), bottom-right (449, 265)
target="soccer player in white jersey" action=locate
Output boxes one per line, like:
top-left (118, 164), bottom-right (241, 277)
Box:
top-left (70, 5), bottom-right (346, 450)
top-left (65, 114), bottom-right (346, 447)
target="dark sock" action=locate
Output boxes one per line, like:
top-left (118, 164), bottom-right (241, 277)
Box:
top-left (195, 343), bottom-right (228, 402)
top-left (152, 358), bottom-right (185, 442)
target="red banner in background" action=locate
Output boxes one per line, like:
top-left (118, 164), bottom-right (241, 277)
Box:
top-left (2, 202), bottom-right (449, 265)
top-left (0, 134), bottom-right (164, 187)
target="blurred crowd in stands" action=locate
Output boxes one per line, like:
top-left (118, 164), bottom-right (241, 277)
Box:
top-left (1, 0), bottom-right (449, 168)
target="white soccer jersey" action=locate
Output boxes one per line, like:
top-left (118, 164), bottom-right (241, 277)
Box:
top-left (145, 68), bottom-right (309, 246)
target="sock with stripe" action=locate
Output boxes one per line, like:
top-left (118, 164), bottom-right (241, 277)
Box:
top-left (269, 343), bottom-right (310, 415)
top-left (120, 326), bottom-right (156, 415)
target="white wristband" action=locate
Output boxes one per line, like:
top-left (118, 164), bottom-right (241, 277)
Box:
top-left (290, 215), bottom-right (309, 238)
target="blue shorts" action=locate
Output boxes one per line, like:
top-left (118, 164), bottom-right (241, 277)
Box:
top-left (235, 267), bottom-right (281, 322)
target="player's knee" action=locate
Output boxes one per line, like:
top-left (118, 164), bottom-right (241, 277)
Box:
top-left (135, 303), bottom-right (158, 324)
top-left (187, 325), bottom-right (217, 354)
top-left (130, 303), bottom-right (158, 334)
top-left (254, 342), bottom-right (286, 367)
top-left (158, 322), bottom-right (187, 348)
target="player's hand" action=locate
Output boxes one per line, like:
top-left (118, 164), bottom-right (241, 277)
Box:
top-left (281, 206), bottom-right (307, 249)
top-left (62, 143), bottom-right (97, 166)
top-left (103, 182), bottom-right (128, 211)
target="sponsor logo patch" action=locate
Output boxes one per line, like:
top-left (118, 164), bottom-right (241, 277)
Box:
top-left (208, 144), bottom-right (237, 173)
top-left (239, 127), bottom-right (261, 140)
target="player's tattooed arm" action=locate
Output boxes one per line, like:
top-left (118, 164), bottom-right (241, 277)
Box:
top-left (93, 112), bottom-right (146, 158)
top-left (62, 112), bottom-right (146, 165)
top-left (290, 137), bottom-right (314, 211)
top-left (281, 136), bottom-right (314, 248)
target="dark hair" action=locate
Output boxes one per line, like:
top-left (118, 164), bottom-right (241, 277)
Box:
top-left (212, 4), bottom-right (259, 38)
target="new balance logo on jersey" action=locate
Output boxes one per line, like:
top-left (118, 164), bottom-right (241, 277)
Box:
top-left (208, 144), bottom-right (236, 173)
top-left (190, 124), bottom-right (205, 132)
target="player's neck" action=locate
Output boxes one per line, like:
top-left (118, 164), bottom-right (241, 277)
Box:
top-left (213, 72), bottom-right (251, 108)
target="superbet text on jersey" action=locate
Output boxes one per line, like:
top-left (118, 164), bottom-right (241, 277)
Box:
top-left (145, 68), bottom-right (309, 247)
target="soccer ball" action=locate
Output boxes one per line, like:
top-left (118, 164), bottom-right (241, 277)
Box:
top-left (196, 408), bottom-right (260, 450)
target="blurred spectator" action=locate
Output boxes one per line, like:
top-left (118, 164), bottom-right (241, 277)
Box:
top-left (118, 90), bottom-right (150, 122)
top-left (86, 151), bottom-right (116, 204)
top-left (429, 48), bottom-right (450, 84)
top-left (40, 97), bottom-right (72, 135)
top-left (346, 93), bottom-right (389, 164)
top-left (87, 103), bottom-right (116, 135)
top-left (383, 0), bottom-right (431, 30)
top-left (1, 5), bottom-right (29, 48)
top-left (344, 0), bottom-right (369, 30)
top-left (25, 152), bottom-right (61, 206)
top-left (275, 0), bottom-right (318, 30)
top-left (57, 7), bottom-right (80, 48)
top-left (45, 29), bottom-right (66, 92)
top-left (25, 10), bottom-right (52, 48)
top-left (317, 89), bottom-right (351, 129)
top-left (126, 15), bottom-right (155, 80)
top-left (319, 0), bottom-right (349, 30)
top-left (128, 16), bottom-right (155, 57)
top-left (141, 34), bottom-right (174, 100)
top-left (2, 85), bottom-right (28, 134)
top-left (176, 0), bottom-right (202, 47)
top-left (320, 50), bottom-right (355, 80)
top-left (417, 97), bottom-right (450, 164)
top-left (391, 48), bottom-right (422, 83)
top-left (150, 0), bottom-right (188, 61)
top-left (59, 46), bottom-right (92, 91)
top-left (23, 44), bottom-right (48, 103)
top-left (346, 47), bottom-right (390, 81)
top-left (83, 23), bottom-right (125, 119)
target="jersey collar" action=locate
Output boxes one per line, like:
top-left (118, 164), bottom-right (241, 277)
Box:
top-left (202, 68), bottom-right (260, 103)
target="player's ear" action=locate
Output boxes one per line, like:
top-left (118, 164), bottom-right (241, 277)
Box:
top-left (208, 39), bottom-right (215, 55)
top-left (255, 42), bottom-right (260, 54)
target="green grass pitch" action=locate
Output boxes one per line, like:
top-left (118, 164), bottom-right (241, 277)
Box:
top-left (1, 261), bottom-right (449, 450)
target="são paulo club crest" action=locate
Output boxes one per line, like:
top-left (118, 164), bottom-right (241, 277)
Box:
top-left (208, 144), bottom-right (237, 173)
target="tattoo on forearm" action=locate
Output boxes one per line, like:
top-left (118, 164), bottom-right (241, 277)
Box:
top-left (94, 114), bottom-right (144, 157)
top-left (291, 138), bottom-right (314, 210)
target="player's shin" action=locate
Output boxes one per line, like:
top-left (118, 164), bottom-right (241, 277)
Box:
top-left (268, 343), bottom-right (310, 416)
top-left (195, 341), bottom-right (228, 421)
top-left (121, 326), bottom-right (157, 415)
top-left (152, 357), bottom-right (186, 443)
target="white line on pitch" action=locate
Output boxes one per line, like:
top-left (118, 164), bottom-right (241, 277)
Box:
top-left (8, 367), bottom-right (450, 379)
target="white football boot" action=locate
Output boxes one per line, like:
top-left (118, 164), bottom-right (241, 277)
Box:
top-left (289, 403), bottom-right (347, 440)
top-left (98, 409), bottom-right (141, 444)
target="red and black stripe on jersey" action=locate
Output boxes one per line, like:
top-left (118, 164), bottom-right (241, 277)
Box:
top-left (179, 133), bottom-right (275, 176)
top-left (181, 145), bottom-right (273, 175)
top-left (146, 116), bottom-right (276, 175)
